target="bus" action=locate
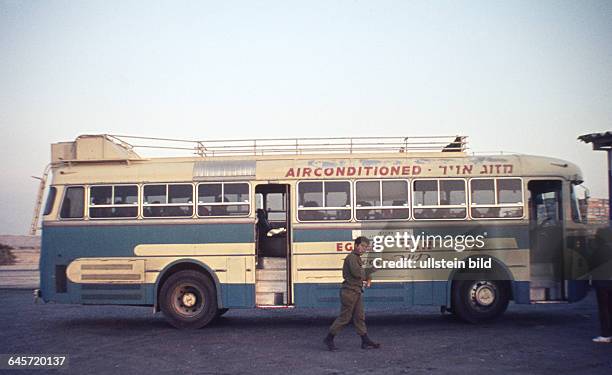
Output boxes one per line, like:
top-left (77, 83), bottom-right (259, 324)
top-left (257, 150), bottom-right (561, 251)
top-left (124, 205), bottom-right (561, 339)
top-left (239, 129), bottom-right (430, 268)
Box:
top-left (35, 134), bottom-right (592, 328)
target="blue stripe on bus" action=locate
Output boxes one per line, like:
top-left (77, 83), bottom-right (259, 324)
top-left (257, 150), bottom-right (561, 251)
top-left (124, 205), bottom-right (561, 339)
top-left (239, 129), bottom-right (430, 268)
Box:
top-left (293, 282), bottom-right (448, 308)
top-left (294, 280), bottom-right (533, 308)
top-left (44, 282), bottom-right (256, 308)
top-left (49, 282), bottom-right (533, 309)
top-left (293, 229), bottom-right (354, 242)
top-left (221, 284), bottom-right (255, 308)
top-left (41, 223), bottom-right (254, 257)
top-left (45, 279), bottom-right (536, 308)
top-left (512, 281), bottom-right (530, 304)
top-left (566, 280), bottom-right (589, 302)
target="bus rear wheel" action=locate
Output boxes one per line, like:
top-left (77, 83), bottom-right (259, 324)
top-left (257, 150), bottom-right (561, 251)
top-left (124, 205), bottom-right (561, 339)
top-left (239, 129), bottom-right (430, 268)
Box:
top-left (452, 279), bottom-right (509, 323)
top-left (160, 270), bottom-right (217, 329)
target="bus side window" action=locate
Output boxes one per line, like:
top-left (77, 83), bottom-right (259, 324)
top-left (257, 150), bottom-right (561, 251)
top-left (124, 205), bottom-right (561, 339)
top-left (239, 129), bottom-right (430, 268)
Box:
top-left (43, 187), bottom-right (57, 216)
top-left (60, 186), bottom-right (85, 219)
top-left (297, 181), bottom-right (351, 221)
top-left (413, 179), bottom-right (466, 220)
top-left (197, 182), bottom-right (250, 217)
top-left (143, 184), bottom-right (193, 218)
top-left (470, 178), bottom-right (523, 219)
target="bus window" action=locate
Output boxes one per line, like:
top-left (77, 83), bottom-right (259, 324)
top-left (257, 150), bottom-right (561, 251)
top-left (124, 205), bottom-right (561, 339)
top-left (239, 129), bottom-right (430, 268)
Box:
top-left (265, 192), bottom-right (286, 221)
top-left (535, 192), bottom-right (560, 225)
top-left (197, 182), bottom-right (250, 217)
top-left (143, 184), bottom-right (194, 217)
top-left (43, 187), bottom-right (57, 216)
top-left (355, 180), bottom-right (409, 220)
top-left (59, 186), bottom-right (84, 219)
top-left (470, 179), bottom-right (495, 204)
top-left (89, 185), bottom-right (138, 219)
top-left (470, 178), bottom-right (523, 219)
top-left (413, 179), bottom-right (467, 219)
top-left (297, 181), bottom-right (351, 221)
top-left (498, 179), bottom-right (522, 204)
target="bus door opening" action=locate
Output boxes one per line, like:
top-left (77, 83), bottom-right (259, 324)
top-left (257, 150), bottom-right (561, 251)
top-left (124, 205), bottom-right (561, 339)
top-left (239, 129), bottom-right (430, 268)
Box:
top-left (528, 180), bottom-right (564, 301)
top-left (254, 184), bottom-right (291, 306)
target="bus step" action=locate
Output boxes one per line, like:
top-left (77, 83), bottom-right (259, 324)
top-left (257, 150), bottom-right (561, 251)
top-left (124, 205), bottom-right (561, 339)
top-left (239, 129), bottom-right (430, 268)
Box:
top-left (256, 304), bottom-right (295, 309)
top-left (256, 292), bottom-right (286, 305)
top-left (256, 269), bottom-right (286, 281)
top-left (257, 281), bottom-right (286, 293)
top-left (258, 257), bottom-right (286, 270)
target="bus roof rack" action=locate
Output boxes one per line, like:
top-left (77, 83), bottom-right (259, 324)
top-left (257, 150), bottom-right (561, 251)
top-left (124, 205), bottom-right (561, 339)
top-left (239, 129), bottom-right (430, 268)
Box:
top-left (104, 134), bottom-right (468, 157)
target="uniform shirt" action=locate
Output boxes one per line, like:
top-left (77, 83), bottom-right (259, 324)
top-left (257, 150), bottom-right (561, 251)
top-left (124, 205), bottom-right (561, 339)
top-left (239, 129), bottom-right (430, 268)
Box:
top-left (341, 251), bottom-right (366, 293)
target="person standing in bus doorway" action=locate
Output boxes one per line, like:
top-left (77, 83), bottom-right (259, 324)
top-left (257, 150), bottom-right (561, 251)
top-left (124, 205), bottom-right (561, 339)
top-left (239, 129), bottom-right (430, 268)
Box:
top-left (323, 236), bottom-right (381, 351)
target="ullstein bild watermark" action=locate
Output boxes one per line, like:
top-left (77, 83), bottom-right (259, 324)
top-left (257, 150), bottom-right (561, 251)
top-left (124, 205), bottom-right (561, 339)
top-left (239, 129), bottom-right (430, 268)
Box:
top-left (371, 256), bottom-right (493, 270)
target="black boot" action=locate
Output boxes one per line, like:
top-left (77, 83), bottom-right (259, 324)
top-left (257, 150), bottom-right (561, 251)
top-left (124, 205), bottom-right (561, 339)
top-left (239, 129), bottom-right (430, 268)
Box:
top-left (360, 334), bottom-right (381, 349)
top-left (323, 333), bottom-right (338, 351)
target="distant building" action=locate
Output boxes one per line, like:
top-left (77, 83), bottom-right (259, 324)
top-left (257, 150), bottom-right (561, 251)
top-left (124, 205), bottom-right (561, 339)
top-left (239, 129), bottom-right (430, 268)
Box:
top-left (587, 198), bottom-right (609, 225)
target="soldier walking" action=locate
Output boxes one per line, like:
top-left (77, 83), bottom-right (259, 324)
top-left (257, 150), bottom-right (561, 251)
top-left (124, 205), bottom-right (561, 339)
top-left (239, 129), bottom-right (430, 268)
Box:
top-left (323, 236), bottom-right (380, 350)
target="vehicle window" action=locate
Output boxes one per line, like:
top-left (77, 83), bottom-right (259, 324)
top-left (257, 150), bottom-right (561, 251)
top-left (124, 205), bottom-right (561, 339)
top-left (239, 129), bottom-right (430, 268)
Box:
top-left (265, 192), bottom-right (286, 221)
top-left (143, 184), bottom-right (193, 217)
top-left (197, 182), bottom-right (250, 217)
top-left (43, 187), bottom-right (57, 216)
top-left (413, 179), bottom-right (466, 219)
top-left (356, 180), bottom-right (409, 220)
top-left (60, 186), bottom-right (84, 219)
top-left (470, 178), bottom-right (523, 219)
top-left (470, 179), bottom-right (495, 205)
top-left (298, 181), bottom-right (351, 221)
top-left (89, 185), bottom-right (138, 219)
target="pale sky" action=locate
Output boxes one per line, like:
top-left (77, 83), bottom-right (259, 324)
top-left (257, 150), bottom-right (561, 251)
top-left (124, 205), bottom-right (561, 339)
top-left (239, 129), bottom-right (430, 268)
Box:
top-left (1, 1), bottom-right (611, 235)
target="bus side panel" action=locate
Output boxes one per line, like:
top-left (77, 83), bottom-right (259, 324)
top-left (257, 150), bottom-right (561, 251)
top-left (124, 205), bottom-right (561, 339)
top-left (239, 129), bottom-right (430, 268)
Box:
top-left (512, 281), bottom-right (531, 304)
top-left (292, 224), bottom-right (530, 308)
top-left (40, 223), bottom-right (254, 306)
top-left (220, 284), bottom-right (255, 308)
top-left (293, 281), bottom-right (448, 308)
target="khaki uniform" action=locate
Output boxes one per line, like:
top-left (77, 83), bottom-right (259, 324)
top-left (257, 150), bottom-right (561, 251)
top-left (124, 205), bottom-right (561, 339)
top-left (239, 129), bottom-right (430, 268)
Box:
top-left (329, 252), bottom-right (367, 336)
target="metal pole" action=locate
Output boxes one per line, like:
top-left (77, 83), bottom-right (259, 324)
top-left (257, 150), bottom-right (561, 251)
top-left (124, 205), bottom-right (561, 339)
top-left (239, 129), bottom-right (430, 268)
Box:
top-left (608, 149), bottom-right (612, 227)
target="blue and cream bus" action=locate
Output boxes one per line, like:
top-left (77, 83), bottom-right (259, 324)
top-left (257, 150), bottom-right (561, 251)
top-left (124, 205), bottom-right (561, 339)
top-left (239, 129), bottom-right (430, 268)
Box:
top-left (36, 135), bottom-right (591, 328)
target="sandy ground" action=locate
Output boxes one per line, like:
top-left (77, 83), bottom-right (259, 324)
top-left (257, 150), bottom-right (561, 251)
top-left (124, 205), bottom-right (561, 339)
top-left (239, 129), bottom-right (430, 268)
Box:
top-left (0, 289), bottom-right (610, 375)
top-left (0, 248), bottom-right (39, 288)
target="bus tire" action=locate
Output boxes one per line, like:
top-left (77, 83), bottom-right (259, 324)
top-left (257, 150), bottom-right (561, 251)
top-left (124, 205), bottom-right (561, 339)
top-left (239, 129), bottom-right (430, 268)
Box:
top-left (160, 270), bottom-right (218, 329)
top-left (452, 279), bottom-right (509, 323)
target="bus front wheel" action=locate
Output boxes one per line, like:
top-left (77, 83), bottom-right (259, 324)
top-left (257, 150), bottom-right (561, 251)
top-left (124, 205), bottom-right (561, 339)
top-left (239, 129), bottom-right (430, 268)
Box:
top-left (452, 279), bottom-right (509, 323)
top-left (160, 270), bottom-right (218, 329)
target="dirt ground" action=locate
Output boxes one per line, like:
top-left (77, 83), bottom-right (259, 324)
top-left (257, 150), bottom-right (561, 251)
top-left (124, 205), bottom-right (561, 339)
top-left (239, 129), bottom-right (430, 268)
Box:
top-left (0, 289), bottom-right (610, 375)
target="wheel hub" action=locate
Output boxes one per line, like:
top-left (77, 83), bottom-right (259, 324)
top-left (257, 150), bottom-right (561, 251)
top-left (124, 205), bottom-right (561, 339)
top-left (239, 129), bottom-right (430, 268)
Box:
top-left (171, 284), bottom-right (205, 317)
top-left (471, 282), bottom-right (496, 307)
top-left (182, 292), bottom-right (197, 307)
